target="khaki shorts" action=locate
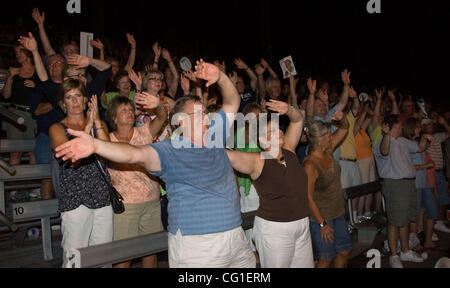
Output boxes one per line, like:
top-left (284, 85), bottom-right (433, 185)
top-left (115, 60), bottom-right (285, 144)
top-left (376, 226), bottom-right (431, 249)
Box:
top-left (113, 198), bottom-right (163, 241)
top-left (383, 178), bottom-right (418, 227)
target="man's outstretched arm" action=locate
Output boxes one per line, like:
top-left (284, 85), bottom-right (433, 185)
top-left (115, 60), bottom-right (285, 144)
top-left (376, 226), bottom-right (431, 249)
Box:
top-left (55, 129), bottom-right (161, 172)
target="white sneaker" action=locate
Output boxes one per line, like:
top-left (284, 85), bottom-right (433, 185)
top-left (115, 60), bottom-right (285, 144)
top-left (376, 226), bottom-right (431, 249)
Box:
top-left (28, 188), bottom-right (41, 198)
top-left (432, 232), bottom-right (439, 241)
top-left (434, 221), bottom-right (450, 233)
top-left (421, 252), bottom-right (428, 261)
top-left (389, 255), bottom-right (404, 268)
top-left (400, 250), bottom-right (424, 263)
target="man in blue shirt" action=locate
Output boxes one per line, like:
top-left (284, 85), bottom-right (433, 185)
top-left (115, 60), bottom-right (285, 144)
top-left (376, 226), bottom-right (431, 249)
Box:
top-left (374, 114), bottom-right (432, 268)
top-left (54, 60), bottom-right (255, 268)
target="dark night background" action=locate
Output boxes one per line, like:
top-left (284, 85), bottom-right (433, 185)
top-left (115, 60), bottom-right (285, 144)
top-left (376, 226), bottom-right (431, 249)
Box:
top-left (1, 0), bottom-right (450, 107)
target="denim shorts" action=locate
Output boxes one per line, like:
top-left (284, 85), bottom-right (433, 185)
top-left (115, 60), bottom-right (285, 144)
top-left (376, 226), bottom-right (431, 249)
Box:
top-left (435, 171), bottom-right (450, 205)
top-left (310, 215), bottom-right (353, 260)
top-left (417, 188), bottom-right (438, 220)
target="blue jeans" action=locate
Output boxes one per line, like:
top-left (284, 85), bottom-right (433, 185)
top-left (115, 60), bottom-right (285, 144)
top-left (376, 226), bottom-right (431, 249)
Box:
top-left (435, 171), bottom-right (450, 205)
top-left (310, 215), bottom-right (353, 260)
top-left (417, 188), bottom-right (438, 220)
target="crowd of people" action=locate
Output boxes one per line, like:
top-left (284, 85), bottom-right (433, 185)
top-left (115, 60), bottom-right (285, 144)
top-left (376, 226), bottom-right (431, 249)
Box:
top-left (1, 8), bottom-right (450, 268)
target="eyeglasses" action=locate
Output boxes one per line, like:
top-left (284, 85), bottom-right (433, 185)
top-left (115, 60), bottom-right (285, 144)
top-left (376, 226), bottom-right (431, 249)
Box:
top-left (148, 77), bottom-right (163, 82)
top-left (186, 110), bottom-right (207, 117)
top-left (49, 61), bottom-right (64, 68)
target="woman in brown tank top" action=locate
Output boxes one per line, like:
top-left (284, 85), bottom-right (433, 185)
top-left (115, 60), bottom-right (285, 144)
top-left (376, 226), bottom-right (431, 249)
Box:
top-left (227, 99), bottom-right (314, 268)
top-left (303, 113), bottom-right (352, 268)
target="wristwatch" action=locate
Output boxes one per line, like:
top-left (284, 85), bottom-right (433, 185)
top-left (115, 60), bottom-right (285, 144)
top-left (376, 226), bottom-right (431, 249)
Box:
top-left (319, 221), bottom-right (327, 228)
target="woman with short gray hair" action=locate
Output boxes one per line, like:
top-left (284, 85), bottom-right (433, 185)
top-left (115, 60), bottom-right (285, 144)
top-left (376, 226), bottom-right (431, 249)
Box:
top-left (303, 112), bottom-right (353, 268)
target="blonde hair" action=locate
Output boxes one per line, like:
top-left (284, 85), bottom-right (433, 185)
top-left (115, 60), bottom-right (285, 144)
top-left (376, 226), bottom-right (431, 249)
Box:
top-left (142, 69), bottom-right (164, 91)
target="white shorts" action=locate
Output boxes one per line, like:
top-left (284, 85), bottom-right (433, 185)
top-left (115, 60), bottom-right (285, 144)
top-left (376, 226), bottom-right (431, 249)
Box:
top-left (168, 226), bottom-right (256, 268)
top-left (253, 216), bottom-right (314, 268)
top-left (61, 205), bottom-right (113, 268)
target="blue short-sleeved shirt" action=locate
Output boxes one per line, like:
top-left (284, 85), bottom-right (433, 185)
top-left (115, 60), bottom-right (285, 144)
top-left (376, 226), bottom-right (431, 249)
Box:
top-left (374, 136), bottom-right (418, 179)
top-left (148, 109), bottom-right (242, 236)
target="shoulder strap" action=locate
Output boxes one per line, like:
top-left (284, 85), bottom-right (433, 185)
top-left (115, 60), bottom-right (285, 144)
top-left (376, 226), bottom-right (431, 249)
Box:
top-left (304, 156), bottom-right (322, 171)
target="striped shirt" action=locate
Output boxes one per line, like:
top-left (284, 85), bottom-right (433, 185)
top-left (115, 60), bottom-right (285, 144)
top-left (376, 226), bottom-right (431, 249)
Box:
top-left (148, 110), bottom-right (242, 236)
top-left (427, 133), bottom-right (447, 170)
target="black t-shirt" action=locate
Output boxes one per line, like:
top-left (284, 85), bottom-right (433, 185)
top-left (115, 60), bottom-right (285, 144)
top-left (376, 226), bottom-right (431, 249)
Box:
top-left (10, 73), bottom-right (39, 106)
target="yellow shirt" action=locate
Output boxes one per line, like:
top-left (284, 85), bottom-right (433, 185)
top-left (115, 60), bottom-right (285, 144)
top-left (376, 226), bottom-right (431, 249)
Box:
top-left (339, 112), bottom-right (357, 160)
top-left (369, 124), bottom-right (382, 151)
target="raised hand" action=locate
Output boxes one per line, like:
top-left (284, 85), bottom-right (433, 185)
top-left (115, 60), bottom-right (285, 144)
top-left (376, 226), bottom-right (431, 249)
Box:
top-left (229, 71), bottom-right (238, 86)
top-left (126, 33), bottom-right (136, 48)
top-left (67, 54), bottom-right (91, 69)
top-left (32, 8), bottom-right (45, 26)
top-left (180, 74), bottom-right (190, 94)
top-left (307, 77), bottom-right (317, 95)
top-left (18, 32), bottom-right (38, 52)
top-left (144, 64), bottom-right (151, 72)
top-left (341, 69), bottom-right (351, 86)
top-left (161, 48), bottom-right (172, 62)
top-left (134, 92), bottom-right (160, 110)
top-left (234, 58), bottom-right (248, 70)
top-left (152, 42), bottom-right (161, 59)
top-left (24, 80), bottom-right (35, 88)
top-left (329, 110), bottom-right (344, 122)
top-left (90, 39), bottom-right (104, 50)
top-left (260, 58), bottom-right (269, 69)
top-left (182, 70), bottom-right (198, 82)
top-left (265, 100), bottom-right (290, 115)
top-left (387, 90), bottom-right (396, 101)
top-left (375, 88), bottom-right (383, 100)
top-left (128, 69), bottom-right (142, 90)
top-left (195, 59), bottom-right (220, 88)
top-left (349, 86), bottom-right (357, 99)
top-left (55, 129), bottom-right (95, 163)
top-left (255, 63), bottom-right (265, 76)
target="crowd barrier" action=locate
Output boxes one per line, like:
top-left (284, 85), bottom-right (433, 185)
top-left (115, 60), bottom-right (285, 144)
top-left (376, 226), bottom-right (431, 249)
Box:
top-left (0, 139), bottom-right (58, 261)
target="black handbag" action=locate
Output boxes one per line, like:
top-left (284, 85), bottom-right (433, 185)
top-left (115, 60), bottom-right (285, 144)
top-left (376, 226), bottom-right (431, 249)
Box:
top-left (91, 128), bottom-right (125, 214)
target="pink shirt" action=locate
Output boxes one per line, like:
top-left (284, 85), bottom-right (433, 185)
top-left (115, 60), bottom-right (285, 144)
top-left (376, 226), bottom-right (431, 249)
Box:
top-left (108, 126), bottom-right (160, 204)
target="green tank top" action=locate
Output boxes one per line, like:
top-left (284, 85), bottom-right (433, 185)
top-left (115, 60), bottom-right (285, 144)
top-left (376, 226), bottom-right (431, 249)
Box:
top-left (304, 153), bottom-right (345, 222)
